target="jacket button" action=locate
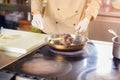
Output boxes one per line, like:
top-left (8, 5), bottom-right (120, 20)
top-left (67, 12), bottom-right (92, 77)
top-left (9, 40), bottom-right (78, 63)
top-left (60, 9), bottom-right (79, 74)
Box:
top-left (56, 21), bottom-right (58, 24)
top-left (57, 8), bottom-right (60, 11)
top-left (75, 11), bottom-right (78, 13)
top-left (73, 23), bottom-right (76, 26)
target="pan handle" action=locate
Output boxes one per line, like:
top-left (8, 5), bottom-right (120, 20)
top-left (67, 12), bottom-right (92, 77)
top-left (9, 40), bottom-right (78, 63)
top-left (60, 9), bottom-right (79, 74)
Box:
top-left (108, 29), bottom-right (118, 37)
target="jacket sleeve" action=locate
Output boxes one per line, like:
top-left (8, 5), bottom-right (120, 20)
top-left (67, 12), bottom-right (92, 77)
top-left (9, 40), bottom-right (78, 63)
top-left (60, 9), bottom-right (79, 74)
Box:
top-left (31, 0), bottom-right (43, 15)
top-left (85, 0), bottom-right (101, 20)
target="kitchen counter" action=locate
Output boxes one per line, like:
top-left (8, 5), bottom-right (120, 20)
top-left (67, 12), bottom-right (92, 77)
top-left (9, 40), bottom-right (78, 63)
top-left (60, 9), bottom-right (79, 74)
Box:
top-left (0, 38), bottom-right (112, 69)
top-left (2, 38), bottom-right (119, 80)
top-left (0, 46), bottom-right (42, 69)
top-left (0, 29), bottom-right (47, 69)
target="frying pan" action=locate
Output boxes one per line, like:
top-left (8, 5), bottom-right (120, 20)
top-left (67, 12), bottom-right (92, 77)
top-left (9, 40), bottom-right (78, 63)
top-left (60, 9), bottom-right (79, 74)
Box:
top-left (45, 34), bottom-right (88, 51)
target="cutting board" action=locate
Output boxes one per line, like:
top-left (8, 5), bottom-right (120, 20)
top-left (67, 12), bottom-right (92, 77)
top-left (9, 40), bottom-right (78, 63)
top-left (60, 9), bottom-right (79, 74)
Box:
top-left (0, 29), bottom-right (47, 54)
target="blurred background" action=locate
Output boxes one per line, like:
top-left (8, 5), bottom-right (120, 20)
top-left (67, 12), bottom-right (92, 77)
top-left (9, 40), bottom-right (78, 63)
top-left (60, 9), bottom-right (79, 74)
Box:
top-left (0, 0), bottom-right (31, 30)
top-left (0, 0), bottom-right (120, 41)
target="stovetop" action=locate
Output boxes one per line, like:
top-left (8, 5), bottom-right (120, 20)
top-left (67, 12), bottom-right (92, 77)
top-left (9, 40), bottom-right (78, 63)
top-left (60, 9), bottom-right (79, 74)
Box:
top-left (3, 41), bottom-right (120, 80)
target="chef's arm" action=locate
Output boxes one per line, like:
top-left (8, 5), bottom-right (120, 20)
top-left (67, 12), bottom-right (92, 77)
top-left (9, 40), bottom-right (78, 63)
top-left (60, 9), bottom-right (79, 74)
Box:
top-left (31, 0), bottom-right (44, 30)
top-left (85, 0), bottom-right (101, 21)
top-left (31, 0), bottom-right (43, 15)
top-left (75, 0), bottom-right (101, 33)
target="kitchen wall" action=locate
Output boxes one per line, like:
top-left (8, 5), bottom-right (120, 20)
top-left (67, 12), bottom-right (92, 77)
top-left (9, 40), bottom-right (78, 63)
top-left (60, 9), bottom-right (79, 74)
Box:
top-left (1, 0), bottom-right (120, 41)
top-left (0, 0), bottom-right (31, 30)
top-left (88, 16), bottom-right (120, 42)
top-left (88, 0), bottom-right (120, 42)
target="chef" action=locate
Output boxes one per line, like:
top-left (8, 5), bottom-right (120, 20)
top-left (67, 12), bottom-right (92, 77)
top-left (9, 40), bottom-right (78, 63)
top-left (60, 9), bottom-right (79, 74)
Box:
top-left (31, 0), bottom-right (101, 34)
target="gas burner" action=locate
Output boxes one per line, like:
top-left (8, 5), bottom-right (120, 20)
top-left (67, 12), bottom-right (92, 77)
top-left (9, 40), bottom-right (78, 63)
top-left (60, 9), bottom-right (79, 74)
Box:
top-left (36, 44), bottom-right (88, 59)
top-left (30, 42), bottom-right (96, 61)
top-left (14, 55), bottom-right (72, 77)
top-left (77, 67), bottom-right (120, 80)
top-left (49, 47), bottom-right (88, 57)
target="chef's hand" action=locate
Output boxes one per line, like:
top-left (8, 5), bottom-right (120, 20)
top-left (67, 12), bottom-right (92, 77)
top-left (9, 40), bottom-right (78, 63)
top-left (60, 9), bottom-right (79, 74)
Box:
top-left (31, 14), bottom-right (44, 30)
top-left (75, 17), bottom-right (90, 33)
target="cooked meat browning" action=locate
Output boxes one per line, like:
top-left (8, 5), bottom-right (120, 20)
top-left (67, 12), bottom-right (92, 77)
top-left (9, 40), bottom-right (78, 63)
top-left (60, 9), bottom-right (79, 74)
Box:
top-left (49, 34), bottom-right (82, 47)
top-left (59, 34), bottom-right (74, 47)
